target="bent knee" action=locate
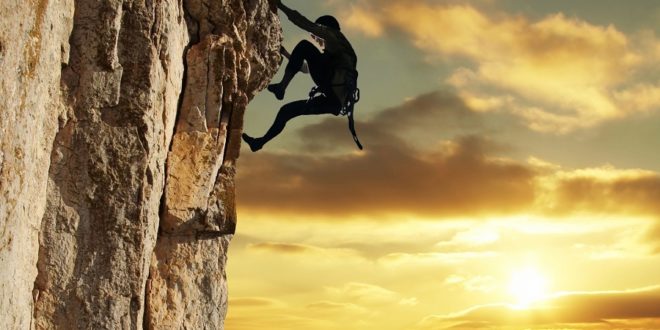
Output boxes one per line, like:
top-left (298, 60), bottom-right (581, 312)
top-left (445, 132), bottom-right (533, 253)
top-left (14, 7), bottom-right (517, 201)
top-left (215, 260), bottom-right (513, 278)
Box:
top-left (293, 40), bottom-right (316, 52)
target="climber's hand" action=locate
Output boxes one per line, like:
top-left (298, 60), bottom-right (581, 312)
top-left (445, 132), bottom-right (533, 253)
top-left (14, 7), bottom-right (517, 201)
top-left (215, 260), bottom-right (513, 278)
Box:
top-left (269, 0), bottom-right (279, 13)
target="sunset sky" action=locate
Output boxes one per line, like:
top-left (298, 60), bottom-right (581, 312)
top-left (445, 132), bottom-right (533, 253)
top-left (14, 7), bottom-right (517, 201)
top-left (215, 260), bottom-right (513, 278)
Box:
top-left (227, 1), bottom-right (660, 329)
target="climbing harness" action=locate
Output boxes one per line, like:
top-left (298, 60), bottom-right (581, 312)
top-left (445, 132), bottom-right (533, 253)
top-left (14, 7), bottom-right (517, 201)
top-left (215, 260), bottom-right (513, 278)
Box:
top-left (307, 69), bottom-right (363, 150)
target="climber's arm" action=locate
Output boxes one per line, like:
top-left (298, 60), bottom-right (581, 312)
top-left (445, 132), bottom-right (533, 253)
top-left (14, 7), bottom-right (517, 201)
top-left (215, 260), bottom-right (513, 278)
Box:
top-left (277, 1), bottom-right (333, 40)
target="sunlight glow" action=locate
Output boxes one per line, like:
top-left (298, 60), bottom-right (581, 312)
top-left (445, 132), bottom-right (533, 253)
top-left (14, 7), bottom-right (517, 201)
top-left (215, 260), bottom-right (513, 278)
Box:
top-left (508, 267), bottom-right (549, 308)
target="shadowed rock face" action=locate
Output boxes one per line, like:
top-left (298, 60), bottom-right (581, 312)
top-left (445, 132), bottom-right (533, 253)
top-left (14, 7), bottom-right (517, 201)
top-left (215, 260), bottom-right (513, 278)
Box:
top-left (0, 0), bottom-right (281, 329)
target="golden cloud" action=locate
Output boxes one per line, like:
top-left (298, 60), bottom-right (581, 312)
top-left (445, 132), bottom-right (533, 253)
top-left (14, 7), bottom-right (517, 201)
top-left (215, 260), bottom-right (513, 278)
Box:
top-left (444, 274), bottom-right (498, 293)
top-left (325, 282), bottom-right (411, 306)
top-left (614, 83), bottom-right (660, 114)
top-left (379, 251), bottom-right (499, 267)
top-left (418, 286), bottom-right (660, 329)
top-left (225, 313), bottom-right (331, 330)
top-left (247, 242), bottom-right (364, 260)
top-left (643, 224), bottom-right (660, 254)
top-left (238, 134), bottom-right (534, 217)
top-left (344, 6), bottom-right (384, 37)
top-left (238, 91), bottom-right (535, 217)
top-left (340, 1), bottom-right (660, 132)
top-left (239, 90), bottom-right (660, 224)
top-left (305, 301), bottom-right (371, 316)
top-left (537, 166), bottom-right (660, 216)
top-left (248, 242), bottom-right (319, 254)
top-left (306, 300), bottom-right (364, 310)
top-left (229, 297), bottom-right (284, 308)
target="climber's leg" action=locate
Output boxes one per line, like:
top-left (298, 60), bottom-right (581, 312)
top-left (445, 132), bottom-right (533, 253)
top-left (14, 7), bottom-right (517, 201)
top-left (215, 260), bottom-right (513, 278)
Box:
top-left (268, 40), bottom-right (330, 100)
top-left (242, 95), bottom-right (340, 152)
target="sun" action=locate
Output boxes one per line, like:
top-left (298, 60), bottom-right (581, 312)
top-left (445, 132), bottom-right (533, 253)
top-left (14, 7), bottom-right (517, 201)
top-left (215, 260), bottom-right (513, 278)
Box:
top-left (507, 267), bottom-right (549, 308)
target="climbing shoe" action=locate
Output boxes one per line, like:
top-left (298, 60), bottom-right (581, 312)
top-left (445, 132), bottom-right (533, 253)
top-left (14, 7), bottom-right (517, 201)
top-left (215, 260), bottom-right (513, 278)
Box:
top-left (241, 133), bottom-right (263, 152)
top-left (267, 83), bottom-right (285, 100)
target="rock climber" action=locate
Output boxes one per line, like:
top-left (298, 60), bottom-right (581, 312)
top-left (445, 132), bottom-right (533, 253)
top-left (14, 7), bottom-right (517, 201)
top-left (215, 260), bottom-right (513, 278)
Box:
top-left (242, 0), bottom-right (362, 151)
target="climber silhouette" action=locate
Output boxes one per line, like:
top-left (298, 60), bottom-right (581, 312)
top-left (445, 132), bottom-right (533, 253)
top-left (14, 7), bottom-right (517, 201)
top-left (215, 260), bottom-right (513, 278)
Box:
top-left (242, 0), bottom-right (362, 151)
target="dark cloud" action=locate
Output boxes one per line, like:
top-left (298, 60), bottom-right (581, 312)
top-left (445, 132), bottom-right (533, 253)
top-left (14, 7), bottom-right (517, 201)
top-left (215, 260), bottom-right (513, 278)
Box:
top-left (366, 90), bottom-right (482, 132)
top-left (298, 90), bottom-right (484, 153)
top-left (238, 89), bottom-right (660, 225)
top-left (550, 174), bottom-right (660, 216)
top-left (422, 287), bottom-right (660, 329)
top-left (238, 132), bottom-right (533, 217)
top-left (237, 91), bottom-right (534, 217)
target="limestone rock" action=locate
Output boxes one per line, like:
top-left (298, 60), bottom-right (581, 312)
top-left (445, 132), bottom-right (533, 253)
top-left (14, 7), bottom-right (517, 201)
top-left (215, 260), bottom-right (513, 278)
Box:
top-left (0, 0), bottom-right (74, 328)
top-left (146, 1), bottom-right (281, 328)
top-left (0, 0), bottom-right (281, 329)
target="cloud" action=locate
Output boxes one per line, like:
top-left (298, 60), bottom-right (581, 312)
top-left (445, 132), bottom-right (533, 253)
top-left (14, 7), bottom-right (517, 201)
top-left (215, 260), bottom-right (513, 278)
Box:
top-left (643, 224), bottom-right (660, 254)
top-left (297, 90), bottom-right (484, 153)
top-left (238, 89), bottom-right (660, 225)
top-left (230, 297), bottom-right (284, 308)
top-left (247, 242), bottom-right (364, 260)
top-left (378, 251), bottom-right (498, 267)
top-left (343, 6), bottom-right (384, 37)
top-left (238, 92), bottom-right (535, 217)
top-left (418, 286), bottom-right (660, 329)
top-left (326, 282), bottom-right (400, 304)
top-left (238, 133), bottom-right (534, 217)
top-left (248, 242), bottom-right (320, 254)
top-left (444, 274), bottom-right (498, 293)
top-left (537, 166), bottom-right (660, 216)
top-left (339, 0), bottom-right (660, 133)
top-left (225, 313), bottom-right (333, 330)
top-left (614, 83), bottom-right (660, 114)
top-left (441, 226), bottom-right (500, 247)
top-left (305, 301), bottom-right (370, 315)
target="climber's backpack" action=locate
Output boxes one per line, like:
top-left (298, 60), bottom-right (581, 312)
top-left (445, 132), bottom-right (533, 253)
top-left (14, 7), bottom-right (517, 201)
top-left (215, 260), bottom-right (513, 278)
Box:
top-left (307, 69), bottom-right (363, 150)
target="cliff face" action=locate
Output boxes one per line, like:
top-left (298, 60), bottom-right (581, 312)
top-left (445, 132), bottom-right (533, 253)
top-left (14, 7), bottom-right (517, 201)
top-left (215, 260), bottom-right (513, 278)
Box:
top-left (0, 0), bottom-right (281, 329)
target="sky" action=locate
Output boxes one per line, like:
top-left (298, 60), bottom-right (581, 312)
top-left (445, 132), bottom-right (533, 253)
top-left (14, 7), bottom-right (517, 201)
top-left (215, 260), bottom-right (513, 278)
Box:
top-left (227, 1), bottom-right (660, 329)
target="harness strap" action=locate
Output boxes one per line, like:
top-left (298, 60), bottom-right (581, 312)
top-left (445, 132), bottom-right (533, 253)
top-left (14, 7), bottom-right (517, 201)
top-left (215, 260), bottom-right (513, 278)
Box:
top-left (306, 71), bottom-right (363, 150)
top-left (307, 86), bottom-right (321, 102)
top-left (347, 107), bottom-right (363, 150)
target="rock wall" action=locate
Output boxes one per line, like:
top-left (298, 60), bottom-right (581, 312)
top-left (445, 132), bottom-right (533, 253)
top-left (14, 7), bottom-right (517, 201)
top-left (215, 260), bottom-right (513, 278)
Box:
top-left (1, 0), bottom-right (75, 328)
top-left (0, 0), bottom-right (281, 329)
top-left (145, 1), bottom-right (280, 328)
